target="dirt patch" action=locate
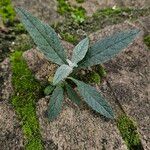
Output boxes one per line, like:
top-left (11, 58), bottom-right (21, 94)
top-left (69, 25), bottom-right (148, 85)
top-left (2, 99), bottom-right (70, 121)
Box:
top-left (0, 59), bottom-right (24, 149)
top-left (12, 0), bottom-right (62, 24)
top-left (0, 103), bottom-right (24, 149)
top-left (0, 58), bottom-right (13, 102)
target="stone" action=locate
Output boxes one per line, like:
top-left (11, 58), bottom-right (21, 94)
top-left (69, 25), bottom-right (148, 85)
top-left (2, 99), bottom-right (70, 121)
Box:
top-left (23, 40), bottom-right (73, 83)
top-left (12, 0), bottom-right (63, 24)
top-left (23, 48), bottom-right (57, 83)
top-left (138, 15), bottom-right (150, 34)
top-left (0, 103), bottom-right (24, 150)
top-left (0, 58), bottom-right (13, 102)
top-left (37, 97), bottom-right (127, 150)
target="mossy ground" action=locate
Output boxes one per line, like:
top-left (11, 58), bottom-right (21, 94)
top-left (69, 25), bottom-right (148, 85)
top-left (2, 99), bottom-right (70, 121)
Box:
top-left (10, 51), bottom-right (43, 150)
top-left (55, 7), bottom-right (150, 44)
top-left (117, 115), bottom-right (143, 150)
top-left (144, 35), bottom-right (150, 49)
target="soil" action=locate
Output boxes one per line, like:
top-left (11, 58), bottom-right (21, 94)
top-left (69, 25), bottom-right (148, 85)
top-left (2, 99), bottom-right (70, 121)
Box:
top-left (0, 59), bottom-right (24, 149)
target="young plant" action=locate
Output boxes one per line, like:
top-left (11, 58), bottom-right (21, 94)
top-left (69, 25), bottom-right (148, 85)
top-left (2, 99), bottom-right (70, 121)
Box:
top-left (16, 8), bottom-right (140, 121)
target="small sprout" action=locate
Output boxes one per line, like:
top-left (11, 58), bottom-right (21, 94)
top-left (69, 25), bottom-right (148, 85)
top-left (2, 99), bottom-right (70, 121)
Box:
top-left (96, 65), bottom-right (107, 78)
top-left (44, 84), bottom-right (55, 96)
top-left (16, 7), bottom-right (140, 121)
top-left (89, 72), bottom-right (101, 84)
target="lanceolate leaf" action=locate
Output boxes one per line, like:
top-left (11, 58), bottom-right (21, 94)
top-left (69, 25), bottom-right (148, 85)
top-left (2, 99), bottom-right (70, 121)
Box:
top-left (65, 83), bottom-right (81, 106)
top-left (53, 65), bottom-right (73, 85)
top-left (69, 78), bottom-right (114, 119)
top-left (48, 86), bottom-right (64, 121)
top-left (71, 37), bottom-right (89, 64)
top-left (16, 8), bottom-right (66, 65)
top-left (78, 30), bottom-right (140, 68)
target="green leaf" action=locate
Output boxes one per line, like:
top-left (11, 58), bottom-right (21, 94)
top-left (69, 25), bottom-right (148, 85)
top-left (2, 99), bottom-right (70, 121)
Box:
top-left (69, 78), bottom-right (114, 119)
top-left (65, 83), bottom-right (81, 106)
top-left (79, 30), bottom-right (140, 68)
top-left (71, 37), bottom-right (89, 64)
top-left (53, 64), bottom-right (73, 85)
top-left (16, 7), bottom-right (66, 65)
top-left (44, 84), bottom-right (55, 96)
top-left (48, 86), bottom-right (64, 121)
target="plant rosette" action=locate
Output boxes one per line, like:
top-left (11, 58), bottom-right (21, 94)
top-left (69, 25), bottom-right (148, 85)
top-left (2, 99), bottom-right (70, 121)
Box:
top-left (16, 7), bottom-right (140, 121)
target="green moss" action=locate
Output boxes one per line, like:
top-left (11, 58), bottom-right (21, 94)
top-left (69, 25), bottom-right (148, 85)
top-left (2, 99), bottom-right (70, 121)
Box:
top-left (144, 35), bottom-right (150, 49)
top-left (89, 72), bottom-right (101, 84)
top-left (71, 7), bottom-right (86, 23)
top-left (13, 23), bottom-right (26, 33)
top-left (0, 0), bottom-right (16, 24)
top-left (61, 32), bottom-right (78, 44)
top-left (57, 0), bottom-right (86, 23)
top-left (117, 115), bottom-right (143, 150)
top-left (10, 51), bottom-right (43, 150)
top-left (57, 0), bottom-right (71, 15)
top-left (95, 65), bottom-right (107, 78)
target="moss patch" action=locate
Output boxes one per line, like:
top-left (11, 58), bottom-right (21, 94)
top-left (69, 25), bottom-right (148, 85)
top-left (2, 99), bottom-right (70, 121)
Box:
top-left (95, 65), bottom-right (107, 78)
top-left (144, 35), bottom-right (150, 49)
top-left (10, 51), bottom-right (43, 150)
top-left (88, 72), bottom-right (101, 84)
top-left (0, 0), bottom-right (16, 24)
top-left (57, 0), bottom-right (86, 23)
top-left (117, 115), bottom-right (143, 150)
top-left (61, 32), bottom-right (78, 44)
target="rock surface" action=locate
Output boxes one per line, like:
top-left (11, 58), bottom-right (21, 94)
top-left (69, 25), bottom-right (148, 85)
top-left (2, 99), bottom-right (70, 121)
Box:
top-left (138, 15), bottom-right (150, 34)
top-left (12, 0), bottom-right (62, 24)
top-left (37, 97), bottom-right (127, 150)
top-left (23, 41), bottom-right (73, 83)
